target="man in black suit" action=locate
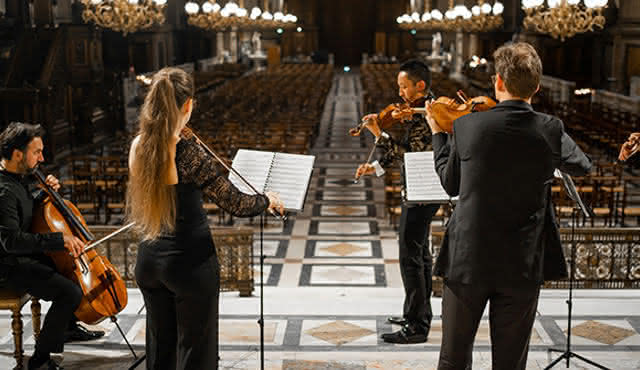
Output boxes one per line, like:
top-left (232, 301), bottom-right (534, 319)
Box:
top-left (425, 42), bottom-right (592, 369)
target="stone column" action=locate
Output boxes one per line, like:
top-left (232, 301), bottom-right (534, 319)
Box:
top-left (469, 33), bottom-right (479, 59)
top-left (230, 27), bottom-right (238, 63)
top-left (450, 31), bottom-right (465, 82)
top-left (216, 32), bottom-right (225, 62)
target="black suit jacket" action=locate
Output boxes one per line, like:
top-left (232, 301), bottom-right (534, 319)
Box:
top-left (432, 100), bottom-right (592, 285)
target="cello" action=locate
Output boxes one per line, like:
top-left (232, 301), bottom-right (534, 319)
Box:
top-left (30, 167), bottom-right (128, 325)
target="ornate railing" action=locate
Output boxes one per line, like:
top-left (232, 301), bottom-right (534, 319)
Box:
top-left (431, 227), bottom-right (640, 291)
top-left (89, 226), bottom-right (254, 296)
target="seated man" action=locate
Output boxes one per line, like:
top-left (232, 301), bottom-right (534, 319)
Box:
top-left (0, 122), bottom-right (104, 370)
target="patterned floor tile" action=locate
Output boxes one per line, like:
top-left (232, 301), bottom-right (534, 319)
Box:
top-left (282, 360), bottom-right (366, 370)
top-left (569, 320), bottom-right (638, 345)
top-left (220, 319), bottom-right (287, 345)
top-left (301, 320), bottom-right (377, 346)
top-left (320, 178), bottom-right (370, 188)
top-left (317, 205), bottom-right (372, 217)
top-left (253, 240), bottom-right (288, 258)
top-left (310, 221), bottom-right (378, 236)
top-left (305, 240), bottom-right (382, 258)
top-left (252, 263), bottom-right (284, 286)
top-left (299, 264), bottom-right (386, 286)
top-left (317, 191), bottom-right (371, 201)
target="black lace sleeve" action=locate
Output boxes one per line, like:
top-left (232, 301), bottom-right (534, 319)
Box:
top-left (176, 138), bottom-right (269, 217)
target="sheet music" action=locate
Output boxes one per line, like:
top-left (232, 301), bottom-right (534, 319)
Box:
top-left (229, 149), bottom-right (315, 212)
top-left (266, 153), bottom-right (315, 211)
top-left (229, 149), bottom-right (273, 195)
top-left (404, 151), bottom-right (456, 203)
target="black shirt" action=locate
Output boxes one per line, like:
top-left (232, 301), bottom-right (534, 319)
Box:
top-left (0, 169), bottom-right (65, 263)
top-left (376, 96), bottom-right (433, 169)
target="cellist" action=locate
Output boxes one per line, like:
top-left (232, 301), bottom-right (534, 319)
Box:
top-left (0, 122), bottom-right (104, 370)
top-left (354, 60), bottom-right (438, 344)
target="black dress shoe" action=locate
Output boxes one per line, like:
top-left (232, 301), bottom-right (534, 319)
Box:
top-left (382, 325), bottom-right (428, 344)
top-left (386, 316), bottom-right (407, 326)
top-left (64, 323), bottom-right (105, 343)
top-left (29, 358), bottom-right (63, 370)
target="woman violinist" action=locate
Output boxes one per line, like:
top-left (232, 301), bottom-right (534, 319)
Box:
top-left (125, 67), bottom-right (283, 370)
top-left (0, 122), bottom-right (103, 370)
top-left (354, 60), bottom-right (439, 344)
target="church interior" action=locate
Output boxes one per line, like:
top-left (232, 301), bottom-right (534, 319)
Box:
top-left (0, 0), bottom-right (639, 369)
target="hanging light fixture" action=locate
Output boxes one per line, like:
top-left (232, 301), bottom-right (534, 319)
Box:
top-left (467, 0), bottom-right (504, 32)
top-left (397, 0), bottom-right (474, 32)
top-left (80, 0), bottom-right (167, 35)
top-left (185, 0), bottom-right (297, 31)
top-left (522, 0), bottom-right (608, 41)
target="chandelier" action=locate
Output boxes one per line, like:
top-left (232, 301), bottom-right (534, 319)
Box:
top-left (80, 0), bottom-right (167, 36)
top-left (522, 0), bottom-right (608, 41)
top-left (397, 0), bottom-right (502, 33)
top-left (185, 0), bottom-right (297, 31)
top-left (467, 0), bottom-right (504, 32)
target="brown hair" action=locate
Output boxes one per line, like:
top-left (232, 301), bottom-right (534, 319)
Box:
top-left (125, 67), bottom-right (194, 240)
top-left (493, 42), bottom-right (542, 99)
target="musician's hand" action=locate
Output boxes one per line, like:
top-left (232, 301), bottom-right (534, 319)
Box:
top-left (361, 114), bottom-right (382, 138)
top-left (63, 235), bottom-right (85, 258)
top-left (362, 113), bottom-right (377, 122)
top-left (425, 102), bottom-right (444, 134)
top-left (355, 163), bottom-right (376, 179)
top-left (619, 133), bottom-right (640, 161)
top-left (265, 191), bottom-right (285, 216)
top-left (45, 175), bottom-right (61, 191)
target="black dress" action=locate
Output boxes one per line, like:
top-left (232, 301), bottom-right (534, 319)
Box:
top-left (135, 137), bottom-right (269, 370)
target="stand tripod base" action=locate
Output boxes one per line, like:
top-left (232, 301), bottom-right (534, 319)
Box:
top-left (545, 348), bottom-right (610, 370)
top-left (128, 353), bottom-right (146, 370)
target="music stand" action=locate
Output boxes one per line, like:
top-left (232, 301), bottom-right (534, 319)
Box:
top-left (545, 171), bottom-right (609, 370)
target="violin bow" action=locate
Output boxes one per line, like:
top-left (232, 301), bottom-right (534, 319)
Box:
top-left (184, 126), bottom-right (287, 221)
top-left (82, 222), bottom-right (136, 254)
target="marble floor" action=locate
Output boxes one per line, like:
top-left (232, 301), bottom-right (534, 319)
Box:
top-left (1, 72), bottom-right (639, 369)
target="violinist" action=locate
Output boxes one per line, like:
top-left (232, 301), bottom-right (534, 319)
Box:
top-left (125, 67), bottom-right (284, 370)
top-left (0, 122), bottom-right (104, 370)
top-left (355, 59), bottom-right (438, 344)
top-left (425, 42), bottom-right (591, 369)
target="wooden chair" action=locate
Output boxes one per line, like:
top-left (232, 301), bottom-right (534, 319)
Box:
top-left (0, 291), bottom-right (41, 369)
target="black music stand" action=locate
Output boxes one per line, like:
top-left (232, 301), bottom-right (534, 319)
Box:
top-left (545, 171), bottom-right (609, 370)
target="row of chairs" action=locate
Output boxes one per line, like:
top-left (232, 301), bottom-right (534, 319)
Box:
top-left (60, 64), bottom-right (334, 225)
top-left (364, 64), bottom-right (640, 228)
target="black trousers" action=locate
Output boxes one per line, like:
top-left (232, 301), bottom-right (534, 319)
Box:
top-left (438, 280), bottom-right (541, 370)
top-left (398, 203), bottom-right (439, 333)
top-left (136, 232), bottom-right (220, 370)
top-left (4, 258), bottom-right (82, 354)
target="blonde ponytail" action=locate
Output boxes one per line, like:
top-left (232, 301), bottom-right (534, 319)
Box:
top-left (126, 68), bottom-right (194, 240)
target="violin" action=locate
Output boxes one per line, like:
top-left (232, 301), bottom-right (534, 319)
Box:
top-left (619, 133), bottom-right (640, 161)
top-left (349, 96), bottom-right (428, 137)
top-left (30, 168), bottom-right (128, 325)
top-left (411, 91), bottom-right (496, 133)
